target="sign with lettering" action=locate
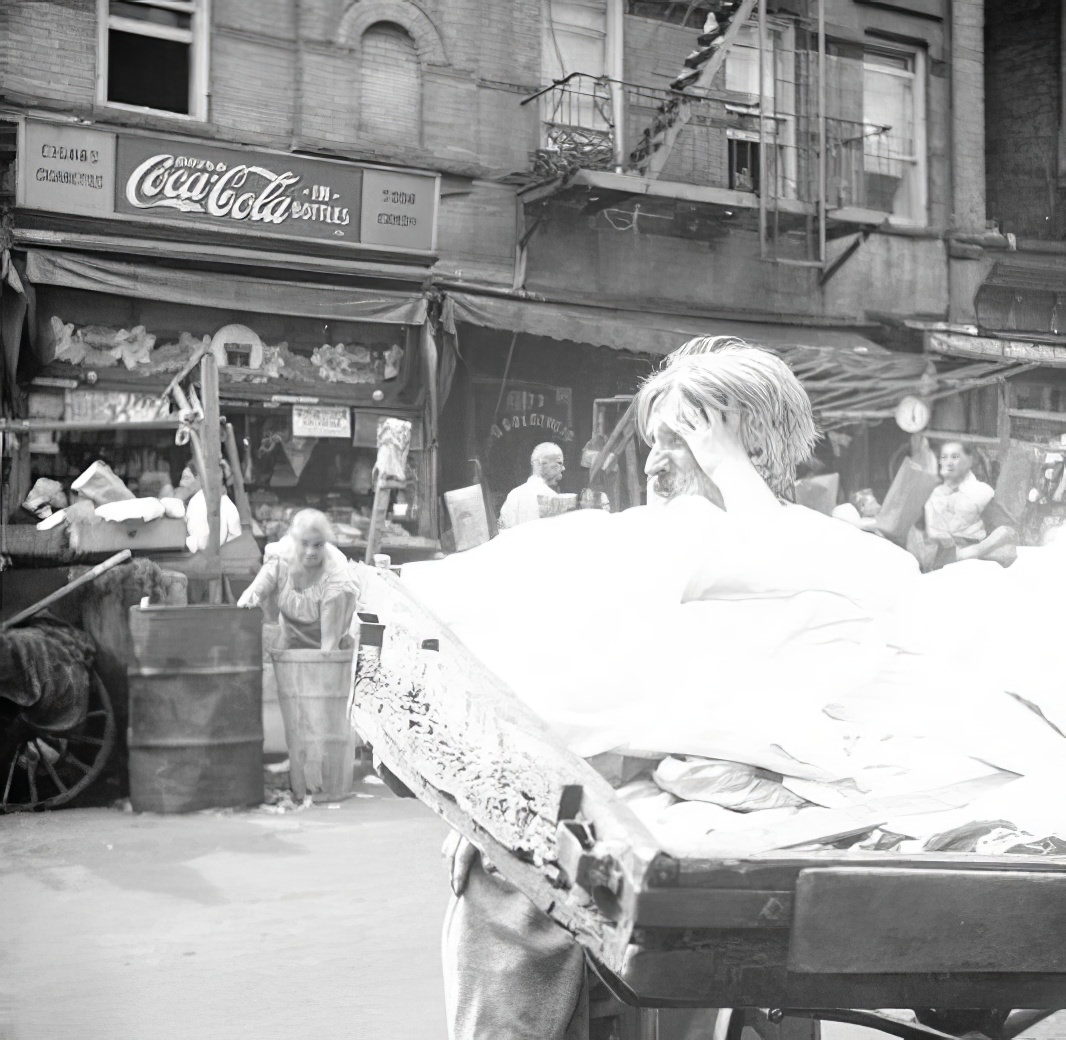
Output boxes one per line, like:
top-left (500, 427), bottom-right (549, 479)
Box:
top-left (116, 135), bottom-right (364, 244)
top-left (21, 123), bottom-right (116, 217)
top-left (474, 379), bottom-right (575, 496)
top-left (292, 404), bottom-right (352, 439)
top-left (18, 118), bottom-right (438, 254)
top-left (360, 168), bottom-right (439, 250)
top-left (928, 331), bottom-right (1066, 367)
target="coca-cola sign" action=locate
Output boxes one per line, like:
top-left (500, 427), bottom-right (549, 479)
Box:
top-left (117, 135), bottom-right (364, 243)
top-left (18, 120), bottom-right (438, 254)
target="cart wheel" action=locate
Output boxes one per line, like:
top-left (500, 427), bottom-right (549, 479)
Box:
top-left (0, 670), bottom-right (116, 813)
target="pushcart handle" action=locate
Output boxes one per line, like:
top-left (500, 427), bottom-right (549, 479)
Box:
top-left (1, 550), bottom-right (133, 631)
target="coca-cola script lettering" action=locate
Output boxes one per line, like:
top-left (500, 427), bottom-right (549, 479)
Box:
top-left (124, 154), bottom-right (351, 227)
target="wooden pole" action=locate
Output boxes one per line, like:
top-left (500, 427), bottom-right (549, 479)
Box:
top-left (223, 422), bottom-right (253, 529)
top-left (998, 379), bottom-right (1012, 455)
top-left (2, 550), bottom-right (132, 631)
top-left (199, 354), bottom-right (224, 604)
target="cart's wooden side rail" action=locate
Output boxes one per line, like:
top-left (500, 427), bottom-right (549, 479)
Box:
top-left (348, 564), bottom-right (669, 970)
top-left (348, 565), bottom-right (1066, 1009)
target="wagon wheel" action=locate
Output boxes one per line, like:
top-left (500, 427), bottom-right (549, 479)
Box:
top-left (0, 670), bottom-right (116, 813)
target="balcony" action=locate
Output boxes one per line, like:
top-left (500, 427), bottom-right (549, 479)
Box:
top-left (524, 74), bottom-right (909, 226)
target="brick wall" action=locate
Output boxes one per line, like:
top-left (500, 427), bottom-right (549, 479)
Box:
top-left (211, 31), bottom-right (296, 140)
top-left (2, 0), bottom-right (97, 110)
top-left (985, 0), bottom-right (1063, 239)
top-left (359, 23), bottom-right (422, 144)
top-left (0, 0), bottom-right (537, 175)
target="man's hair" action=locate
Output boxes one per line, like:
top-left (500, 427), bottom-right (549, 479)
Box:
top-left (636, 336), bottom-right (819, 498)
top-left (530, 442), bottom-right (563, 466)
top-left (939, 439), bottom-right (973, 457)
top-left (288, 508), bottom-right (336, 544)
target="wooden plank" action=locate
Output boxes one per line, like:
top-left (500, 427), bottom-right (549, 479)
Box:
top-left (633, 887), bottom-right (792, 929)
top-left (68, 517), bottom-right (188, 555)
top-left (363, 478), bottom-right (391, 564)
top-left (623, 438), bottom-right (642, 511)
top-left (618, 945), bottom-right (1066, 1008)
top-left (0, 419), bottom-right (180, 433)
top-left (199, 355), bottom-right (224, 603)
top-left (790, 867), bottom-right (1066, 975)
top-left (590, 397), bottom-right (636, 482)
top-left (1, 550), bottom-right (131, 630)
top-left (223, 422), bottom-right (252, 527)
top-left (348, 564), bottom-right (666, 972)
top-left (345, 568), bottom-right (1066, 1007)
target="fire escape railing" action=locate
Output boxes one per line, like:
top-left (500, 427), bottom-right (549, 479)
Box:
top-left (524, 74), bottom-right (885, 214)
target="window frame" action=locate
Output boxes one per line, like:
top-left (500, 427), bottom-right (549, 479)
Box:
top-left (724, 20), bottom-right (798, 200)
top-left (96, 0), bottom-right (210, 121)
top-left (861, 42), bottom-right (928, 227)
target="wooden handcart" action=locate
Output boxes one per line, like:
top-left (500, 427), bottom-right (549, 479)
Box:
top-left (350, 565), bottom-right (1066, 1038)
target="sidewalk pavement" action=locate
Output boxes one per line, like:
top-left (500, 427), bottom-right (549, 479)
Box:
top-left (0, 775), bottom-right (451, 1040)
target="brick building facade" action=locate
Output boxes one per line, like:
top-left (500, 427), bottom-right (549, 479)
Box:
top-left (3, 0), bottom-right (1059, 529)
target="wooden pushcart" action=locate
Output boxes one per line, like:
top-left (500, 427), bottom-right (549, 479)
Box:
top-left (350, 565), bottom-right (1066, 1038)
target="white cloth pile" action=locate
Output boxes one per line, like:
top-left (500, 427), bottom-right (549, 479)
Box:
top-left (401, 499), bottom-right (1066, 857)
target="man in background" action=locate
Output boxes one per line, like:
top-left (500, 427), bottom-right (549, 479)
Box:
top-left (497, 442), bottom-right (566, 529)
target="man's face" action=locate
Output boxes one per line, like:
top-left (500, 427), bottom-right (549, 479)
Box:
top-left (644, 418), bottom-right (720, 504)
top-left (538, 452), bottom-right (565, 488)
top-left (939, 443), bottom-right (972, 483)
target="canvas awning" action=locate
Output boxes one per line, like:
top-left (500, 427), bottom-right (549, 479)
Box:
top-left (23, 249), bottom-right (428, 325)
top-left (441, 289), bottom-right (887, 358)
top-left (442, 290), bottom-right (1037, 429)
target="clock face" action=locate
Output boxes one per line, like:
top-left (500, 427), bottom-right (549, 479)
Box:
top-left (895, 395), bottom-right (931, 433)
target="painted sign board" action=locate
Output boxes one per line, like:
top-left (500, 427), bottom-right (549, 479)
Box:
top-left (18, 118), bottom-right (438, 254)
top-left (21, 123), bottom-right (117, 217)
top-left (292, 404), bottom-right (352, 439)
top-left (928, 331), bottom-right (1066, 367)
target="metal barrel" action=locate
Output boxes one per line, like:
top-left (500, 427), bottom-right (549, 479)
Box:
top-left (127, 605), bottom-right (264, 813)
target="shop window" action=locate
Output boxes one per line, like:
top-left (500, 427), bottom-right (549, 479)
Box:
top-left (359, 22), bottom-right (422, 143)
top-left (860, 47), bottom-right (927, 225)
top-left (97, 0), bottom-right (209, 119)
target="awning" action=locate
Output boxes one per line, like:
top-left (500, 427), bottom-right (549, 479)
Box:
top-left (442, 289), bottom-right (888, 358)
top-left (442, 290), bottom-right (1040, 430)
top-left (24, 249), bottom-right (428, 325)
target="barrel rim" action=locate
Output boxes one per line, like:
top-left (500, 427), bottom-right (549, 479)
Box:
top-left (269, 649), bottom-right (355, 663)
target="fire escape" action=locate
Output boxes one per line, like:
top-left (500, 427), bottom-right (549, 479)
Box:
top-left (518, 0), bottom-right (891, 275)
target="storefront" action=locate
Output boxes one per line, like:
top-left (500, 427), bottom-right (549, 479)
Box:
top-left (436, 290), bottom-right (1000, 515)
top-left (924, 328), bottom-right (1066, 543)
top-left (1, 116), bottom-right (443, 581)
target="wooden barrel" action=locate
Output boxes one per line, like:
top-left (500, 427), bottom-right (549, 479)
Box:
top-left (270, 648), bottom-right (359, 801)
top-left (127, 605), bottom-right (263, 813)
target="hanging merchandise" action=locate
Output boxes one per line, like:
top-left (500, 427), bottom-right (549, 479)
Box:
top-left (279, 433), bottom-right (317, 480)
top-left (375, 418), bottom-right (413, 483)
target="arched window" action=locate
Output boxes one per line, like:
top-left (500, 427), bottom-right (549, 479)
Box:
top-left (359, 22), bottom-right (421, 143)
